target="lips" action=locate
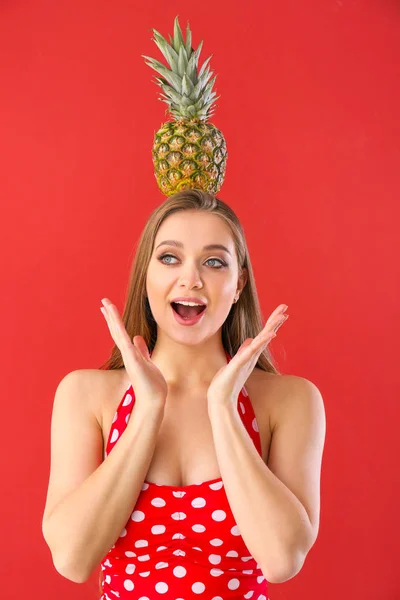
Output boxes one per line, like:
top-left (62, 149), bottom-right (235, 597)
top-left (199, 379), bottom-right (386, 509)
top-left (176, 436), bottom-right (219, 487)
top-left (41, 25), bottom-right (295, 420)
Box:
top-left (171, 302), bottom-right (206, 317)
top-left (171, 302), bottom-right (207, 326)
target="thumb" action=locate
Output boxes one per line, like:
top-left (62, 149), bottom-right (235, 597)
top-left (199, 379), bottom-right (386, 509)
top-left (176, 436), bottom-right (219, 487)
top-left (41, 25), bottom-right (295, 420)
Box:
top-left (237, 338), bottom-right (253, 354)
top-left (133, 336), bottom-right (151, 360)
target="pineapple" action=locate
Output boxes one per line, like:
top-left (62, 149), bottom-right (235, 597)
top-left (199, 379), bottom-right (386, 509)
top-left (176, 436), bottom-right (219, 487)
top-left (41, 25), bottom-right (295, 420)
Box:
top-left (142, 15), bottom-right (228, 196)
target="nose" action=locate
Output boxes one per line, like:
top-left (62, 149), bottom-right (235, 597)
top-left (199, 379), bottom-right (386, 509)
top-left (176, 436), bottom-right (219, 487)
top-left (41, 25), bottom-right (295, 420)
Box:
top-left (178, 261), bottom-right (203, 290)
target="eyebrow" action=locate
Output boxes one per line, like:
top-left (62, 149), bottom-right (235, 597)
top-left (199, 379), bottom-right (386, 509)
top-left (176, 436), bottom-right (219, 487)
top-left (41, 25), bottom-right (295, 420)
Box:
top-left (155, 240), bottom-right (232, 256)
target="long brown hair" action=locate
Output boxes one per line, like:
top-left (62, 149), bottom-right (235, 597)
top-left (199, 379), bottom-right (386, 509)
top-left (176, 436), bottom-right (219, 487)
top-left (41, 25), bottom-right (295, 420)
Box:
top-left (96, 189), bottom-right (281, 597)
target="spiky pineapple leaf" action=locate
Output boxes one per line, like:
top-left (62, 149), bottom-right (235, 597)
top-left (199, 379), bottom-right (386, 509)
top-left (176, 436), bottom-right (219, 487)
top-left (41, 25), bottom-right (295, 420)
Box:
top-left (202, 75), bottom-right (217, 98)
top-left (186, 40), bottom-right (204, 80)
top-left (159, 83), bottom-right (187, 105)
top-left (151, 29), bottom-right (179, 71)
top-left (181, 73), bottom-right (195, 97)
top-left (198, 54), bottom-right (212, 79)
top-left (142, 55), bottom-right (183, 92)
top-left (172, 16), bottom-right (185, 54)
top-left (177, 46), bottom-right (188, 77)
top-left (185, 21), bottom-right (192, 56)
top-left (186, 49), bottom-right (199, 83)
top-left (154, 76), bottom-right (169, 87)
top-left (193, 68), bottom-right (216, 100)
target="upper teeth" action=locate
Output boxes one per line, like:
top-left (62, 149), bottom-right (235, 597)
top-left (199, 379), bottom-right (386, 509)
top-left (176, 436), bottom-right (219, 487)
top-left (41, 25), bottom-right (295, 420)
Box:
top-left (174, 301), bottom-right (204, 307)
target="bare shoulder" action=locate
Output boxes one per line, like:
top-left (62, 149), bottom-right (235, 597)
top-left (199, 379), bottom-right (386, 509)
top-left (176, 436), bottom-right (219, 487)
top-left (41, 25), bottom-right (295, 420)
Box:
top-left (249, 368), bottom-right (324, 433)
top-left (64, 368), bottom-right (124, 429)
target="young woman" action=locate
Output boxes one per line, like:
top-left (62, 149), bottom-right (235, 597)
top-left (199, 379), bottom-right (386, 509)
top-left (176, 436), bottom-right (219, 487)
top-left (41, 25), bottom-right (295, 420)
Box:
top-left (42, 189), bottom-right (325, 600)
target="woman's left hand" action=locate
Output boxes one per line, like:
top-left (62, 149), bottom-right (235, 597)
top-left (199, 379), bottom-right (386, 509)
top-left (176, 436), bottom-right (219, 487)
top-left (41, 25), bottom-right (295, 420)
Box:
top-left (207, 304), bottom-right (289, 408)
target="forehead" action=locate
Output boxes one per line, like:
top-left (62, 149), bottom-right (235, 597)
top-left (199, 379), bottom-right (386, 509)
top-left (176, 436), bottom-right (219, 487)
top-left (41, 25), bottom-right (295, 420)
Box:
top-left (155, 211), bottom-right (234, 248)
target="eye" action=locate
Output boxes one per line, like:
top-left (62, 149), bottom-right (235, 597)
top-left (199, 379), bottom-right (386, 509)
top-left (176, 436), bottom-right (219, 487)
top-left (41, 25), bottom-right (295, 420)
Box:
top-left (157, 253), bottom-right (227, 269)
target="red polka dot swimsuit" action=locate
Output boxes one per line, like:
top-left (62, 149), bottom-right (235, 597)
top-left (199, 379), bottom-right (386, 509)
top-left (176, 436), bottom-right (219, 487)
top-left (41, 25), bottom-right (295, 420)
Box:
top-left (100, 351), bottom-right (270, 600)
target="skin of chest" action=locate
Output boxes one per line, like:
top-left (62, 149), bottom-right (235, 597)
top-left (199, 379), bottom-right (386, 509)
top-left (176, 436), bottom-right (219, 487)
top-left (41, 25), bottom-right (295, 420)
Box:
top-left (100, 367), bottom-right (279, 487)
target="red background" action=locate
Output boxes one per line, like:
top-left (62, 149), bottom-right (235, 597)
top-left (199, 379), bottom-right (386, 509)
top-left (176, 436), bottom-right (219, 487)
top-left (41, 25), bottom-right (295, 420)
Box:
top-left (1, 1), bottom-right (399, 599)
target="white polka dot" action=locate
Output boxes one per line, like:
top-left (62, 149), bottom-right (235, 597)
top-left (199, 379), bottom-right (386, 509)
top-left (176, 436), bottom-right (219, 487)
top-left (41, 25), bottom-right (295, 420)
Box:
top-left (123, 393), bottom-right (133, 406)
top-left (173, 490), bottom-right (186, 498)
top-left (210, 480), bottom-right (224, 490)
top-left (119, 527), bottom-right (127, 537)
top-left (228, 578), bottom-right (240, 590)
top-left (192, 496), bottom-right (206, 508)
top-left (138, 597), bottom-right (150, 600)
top-left (125, 550), bottom-right (137, 557)
top-left (123, 579), bottom-right (134, 590)
top-left (132, 510), bottom-right (145, 522)
top-left (231, 525), bottom-right (241, 535)
top-left (211, 597), bottom-right (224, 600)
top-left (192, 524), bottom-right (206, 533)
top-left (239, 400), bottom-right (245, 414)
top-left (172, 565), bottom-right (187, 577)
top-left (110, 428), bottom-right (119, 443)
top-left (244, 592), bottom-right (255, 598)
top-left (138, 554), bottom-right (150, 561)
top-left (257, 574), bottom-right (266, 583)
top-left (151, 497), bottom-right (166, 507)
top-left (151, 524), bottom-right (166, 535)
top-left (138, 571), bottom-right (150, 577)
top-left (208, 554), bottom-right (222, 564)
top-left (243, 569), bottom-right (254, 574)
top-left (210, 568), bottom-right (224, 576)
top-left (125, 563), bottom-right (135, 574)
top-left (155, 581), bottom-right (168, 593)
top-left (135, 539), bottom-right (149, 547)
top-left (257, 595), bottom-right (267, 600)
top-left (241, 555), bottom-right (253, 561)
top-left (252, 416), bottom-right (259, 432)
top-left (212, 509), bottom-right (227, 522)
top-left (171, 511), bottom-right (187, 520)
top-left (192, 581), bottom-right (206, 593)
top-left (155, 561), bottom-right (169, 569)
top-left (210, 538), bottom-right (223, 546)
top-left (226, 550), bottom-right (239, 557)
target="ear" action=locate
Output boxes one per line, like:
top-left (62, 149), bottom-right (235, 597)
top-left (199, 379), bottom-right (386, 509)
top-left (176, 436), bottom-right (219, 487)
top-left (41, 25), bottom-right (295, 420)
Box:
top-left (238, 266), bottom-right (248, 294)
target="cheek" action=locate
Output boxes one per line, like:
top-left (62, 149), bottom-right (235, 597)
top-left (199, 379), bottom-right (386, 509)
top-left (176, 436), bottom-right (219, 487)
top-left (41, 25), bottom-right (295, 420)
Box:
top-left (146, 265), bottom-right (171, 294)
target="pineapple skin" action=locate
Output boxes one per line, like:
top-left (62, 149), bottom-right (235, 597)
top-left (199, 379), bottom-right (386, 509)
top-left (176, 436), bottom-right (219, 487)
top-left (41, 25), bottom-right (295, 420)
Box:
top-left (152, 117), bottom-right (228, 196)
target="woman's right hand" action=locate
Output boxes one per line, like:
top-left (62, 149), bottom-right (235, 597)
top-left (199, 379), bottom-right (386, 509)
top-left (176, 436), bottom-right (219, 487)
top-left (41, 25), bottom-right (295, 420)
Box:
top-left (100, 298), bottom-right (168, 414)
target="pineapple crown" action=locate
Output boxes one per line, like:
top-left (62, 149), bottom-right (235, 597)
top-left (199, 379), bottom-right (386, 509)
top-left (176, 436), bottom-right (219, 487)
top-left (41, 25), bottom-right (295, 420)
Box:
top-left (142, 15), bottom-right (220, 121)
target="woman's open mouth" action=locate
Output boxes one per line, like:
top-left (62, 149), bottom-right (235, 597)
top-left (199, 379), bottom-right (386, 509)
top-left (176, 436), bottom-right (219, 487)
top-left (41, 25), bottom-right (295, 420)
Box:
top-left (170, 302), bottom-right (207, 326)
